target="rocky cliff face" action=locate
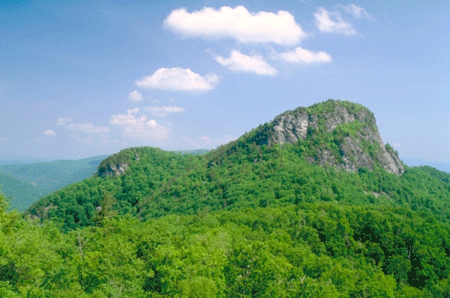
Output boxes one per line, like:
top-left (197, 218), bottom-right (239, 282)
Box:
top-left (251, 100), bottom-right (404, 175)
top-left (100, 163), bottom-right (129, 177)
top-left (97, 153), bottom-right (140, 177)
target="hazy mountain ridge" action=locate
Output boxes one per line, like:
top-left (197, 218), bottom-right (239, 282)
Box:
top-left (0, 155), bottom-right (107, 210)
top-left (0, 171), bottom-right (45, 211)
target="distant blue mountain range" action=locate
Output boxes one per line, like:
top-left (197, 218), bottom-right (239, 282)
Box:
top-left (403, 158), bottom-right (450, 174)
top-left (0, 155), bottom-right (108, 211)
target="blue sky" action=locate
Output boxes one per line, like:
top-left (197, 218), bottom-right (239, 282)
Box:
top-left (1, 0), bottom-right (449, 162)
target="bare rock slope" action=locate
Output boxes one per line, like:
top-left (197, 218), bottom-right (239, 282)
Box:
top-left (249, 99), bottom-right (404, 175)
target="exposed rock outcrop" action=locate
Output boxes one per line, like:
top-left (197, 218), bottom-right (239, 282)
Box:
top-left (97, 149), bottom-right (141, 177)
top-left (100, 163), bottom-right (129, 177)
top-left (252, 100), bottom-right (404, 175)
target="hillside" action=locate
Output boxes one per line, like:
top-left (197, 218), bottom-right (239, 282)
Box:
top-left (27, 100), bottom-right (450, 229)
top-left (0, 155), bottom-right (107, 211)
top-left (10, 99), bottom-right (450, 296)
top-left (0, 171), bottom-right (45, 211)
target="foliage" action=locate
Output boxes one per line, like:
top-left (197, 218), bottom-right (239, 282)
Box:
top-left (9, 99), bottom-right (450, 296)
top-left (4, 187), bottom-right (450, 296)
top-left (26, 140), bottom-right (450, 232)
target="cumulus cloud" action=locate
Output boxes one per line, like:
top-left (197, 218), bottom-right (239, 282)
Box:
top-left (65, 123), bottom-right (110, 134)
top-left (338, 4), bottom-right (374, 20)
top-left (183, 134), bottom-right (235, 148)
top-left (110, 108), bottom-right (170, 142)
top-left (164, 6), bottom-right (305, 45)
top-left (43, 129), bottom-right (57, 136)
top-left (215, 50), bottom-right (278, 76)
top-left (127, 90), bottom-right (143, 102)
top-left (276, 47), bottom-right (332, 64)
top-left (145, 106), bottom-right (185, 117)
top-left (56, 117), bottom-right (72, 126)
top-left (314, 7), bottom-right (356, 35)
top-left (135, 68), bottom-right (219, 91)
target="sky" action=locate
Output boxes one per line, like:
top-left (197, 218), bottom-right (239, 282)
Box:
top-left (0, 0), bottom-right (449, 162)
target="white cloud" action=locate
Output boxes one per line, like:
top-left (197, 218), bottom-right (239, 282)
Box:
top-left (276, 47), bottom-right (332, 64)
top-left (164, 6), bottom-right (305, 45)
top-left (127, 90), bottom-right (143, 102)
top-left (66, 123), bottom-right (110, 133)
top-left (56, 117), bottom-right (72, 126)
top-left (338, 4), bottom-right (374, 20)
top-left (145, 106), bottom-right (185, 117)
top-left (110, 110), bottom-right (170, 142)
top-left (128, 108), bottom-right (139, 115)
top-left (314, 7), bottom-right (356, 35)
top-left (43, 129), bottom-right (57, 136)
top-left (135, 68), bottom-right (219, 91)
top-left (393, 143), bottom-right (402, 148)
top-left (183, 134), bottom-right (235, 148)
top-left (56, 118), bottom-right (110, 144)
top-left (0, 137), bottom-right (8, 142)
top-left (215, 50), bottom-right (278, 76)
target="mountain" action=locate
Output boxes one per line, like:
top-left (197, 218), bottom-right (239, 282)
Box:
top-left (0, 154), bottom-right (49, 165)
top-left (0, 155), bottom-right (107, 211)
top-left (404, 158), bottom-right (450, 174)
top-left (3, 99), bottom-right (450, 296)
top-left (211, 100), bottom-right (403, 174)
top-left (0, 171), bottom-right (45, 211)
top-left (27, 100), bottom-right (450, 229)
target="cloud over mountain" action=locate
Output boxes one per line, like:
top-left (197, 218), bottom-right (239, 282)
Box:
top-left (164, 6), bottom-right (305, 45)
top-left (127, 90), bottom-right (143, 102)
top-left (276, 47), bottom-right (332, 64)
top-left (215, 50), bottom-right (278, 76)
top-left (43, 129), bottom-right (57, 136)
top-left (314, 7), bottom-right (356, 35)
top-left (135, 68), bottom-right (219, 91)
top-left (110, 108), bottom-right (170, 142)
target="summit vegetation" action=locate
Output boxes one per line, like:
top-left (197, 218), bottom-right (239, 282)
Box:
top-left (2, 100), bottom-right (450, 297)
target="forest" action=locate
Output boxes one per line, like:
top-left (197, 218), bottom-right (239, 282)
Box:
top-left (2, 100), bottom-right (450, 297)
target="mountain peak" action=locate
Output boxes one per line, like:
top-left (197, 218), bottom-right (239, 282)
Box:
top-left (247, 99), bottom-right (404, 175)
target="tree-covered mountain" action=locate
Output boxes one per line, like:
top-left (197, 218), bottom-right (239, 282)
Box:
top-left (0, 155), bottom-right (107, 211)
top-left (27, 100), bottom-right (450, 229)
top-left (3, 99), bottom-right (450, 296)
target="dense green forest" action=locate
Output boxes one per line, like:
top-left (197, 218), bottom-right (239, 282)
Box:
top-left (3, 100), bottom-right (450, 296)
top-left (3, 191), bottom-right (450, 297)
top-left (27, 145), bottom-right (450, 231)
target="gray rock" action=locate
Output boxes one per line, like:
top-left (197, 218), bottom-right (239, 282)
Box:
top-left (255, 100), bottom-right (404, 175)
top-left (101, 163), bottom-right (129, 177)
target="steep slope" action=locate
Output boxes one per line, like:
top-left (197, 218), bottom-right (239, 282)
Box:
top-left (26, 100), bottom-right (450, 232)
top-left (225, 99), bottom-right (403, 174)
top-left (17, 99), bottom-right (450, 296)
